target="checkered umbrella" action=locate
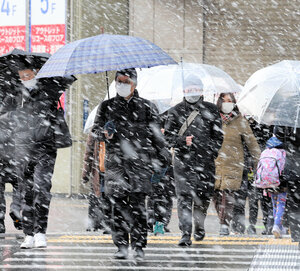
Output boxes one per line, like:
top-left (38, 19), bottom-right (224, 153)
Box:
top-left (36, 34), bottom-right (177, 78)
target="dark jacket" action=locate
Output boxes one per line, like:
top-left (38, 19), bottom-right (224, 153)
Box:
top-left (0, 86), bottom-right (21, 159)
top-left (281, 128), bottom-right (300, 191)
top-left (248, 118), bottom-right (273, 150)
top-left (13, 78), bottom-right (71, 150)
top-left (164, 98), bottom-right (223, 196)
top-left (92, 90), bottom-right (170, 197)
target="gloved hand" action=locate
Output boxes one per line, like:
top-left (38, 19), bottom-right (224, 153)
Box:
top-left (104, 121), bottom-right (116, 138)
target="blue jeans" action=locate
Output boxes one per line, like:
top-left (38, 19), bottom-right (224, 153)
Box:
top-left (271, 192), bottom-right (287, 229)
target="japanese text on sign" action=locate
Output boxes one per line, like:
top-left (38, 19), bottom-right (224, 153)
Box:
top-left (0, 0), bottom-right (26, 54)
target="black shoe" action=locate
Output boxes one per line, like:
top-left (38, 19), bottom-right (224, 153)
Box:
top-left (261, 228), bottom-right (272, 235)
top-left (247, 224), bottom-right (256, 235)
top-left (9, 212), bottom-right (22, 230)
top-left (178, 234), bottom-right (192, 247)
top-left (134, 247), bottom-right (145, 261)
top-left (0, 221), bottom-right (5, 234)
top-left (103, 230), bottom-right (111, 234)
top-left (194, 231), bottom-right (205, 241)
top-left (114, 246), bottom-right (128, 259)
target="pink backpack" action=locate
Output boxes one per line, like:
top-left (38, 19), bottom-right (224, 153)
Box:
top-left (254, 148), bottom-right (286, 189)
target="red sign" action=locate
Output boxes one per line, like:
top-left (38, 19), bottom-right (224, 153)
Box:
top-left (31, 24), bottom-right (65, 54)
top-left (0, 25), bottom-right (26, 55)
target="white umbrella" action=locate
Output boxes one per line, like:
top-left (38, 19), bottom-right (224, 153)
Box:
top-left (108, 62), bottom-right (240, 111)
top-left (84, 63), bottom-right (240, 133)
top-left (237, 60), bottom-right (300, 130)
top-left (83, 105), bottom-right (99, 134)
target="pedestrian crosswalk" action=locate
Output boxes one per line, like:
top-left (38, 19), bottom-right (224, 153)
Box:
top-left (0, 234), bottom-right (299, 270)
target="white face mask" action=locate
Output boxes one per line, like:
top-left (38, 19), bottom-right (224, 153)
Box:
top-left (185, 95), bottom-right (201, 104)
top-left (221, 102), bottom-right (235, 114)
top-left (22, 78), bottom-right (38, 90)
top-left (115, 82), bottom-right (132, 97)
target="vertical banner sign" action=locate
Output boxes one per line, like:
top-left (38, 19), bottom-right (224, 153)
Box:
top-left (83, 100), bottom-right (89, 130)
top-left (30, 0), bottom-right (66, 54)
top-left (30, 0), bottom-right (66, 109)
top-left (0, 0), bottom-right (26, 55)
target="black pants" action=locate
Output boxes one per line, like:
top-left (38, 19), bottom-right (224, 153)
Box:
top-left (177, 191), bottom-right (211, 236)
top-left (16, 149), bottom-right (57, 236)
top-left (88, 192), bottom-right (111, 230)
top-left (0, 161), bottom-right (21, 223)
top-left (147, 183), bottom-right (173, 228)
top-left (231, 189), bottom-right (247, 233)
top-left (111, 193), bottom-right (147, 249)
top-left (248, 186), bottom-right (273, 230)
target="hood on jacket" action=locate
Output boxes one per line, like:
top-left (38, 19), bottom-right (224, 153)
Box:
top-left (266, 136), bottom-right (283, 148)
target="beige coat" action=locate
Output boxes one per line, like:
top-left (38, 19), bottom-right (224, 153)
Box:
top-left (215, 114), bottom-right (261, 191)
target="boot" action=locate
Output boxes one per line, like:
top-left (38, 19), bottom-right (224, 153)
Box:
top-left (194, 230), bottom-right (205, 241)
top-left (134, 247), bottom-right (145, 261)
top-left (219, 224), bottom-right (230, 236)
top-left (178, 233), bottom-right (192, 246)
top-left (114, 245), bottom-right (128, 259)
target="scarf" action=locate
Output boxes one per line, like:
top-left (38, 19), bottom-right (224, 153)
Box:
top-left (220, 112), bottom-right (234, 125)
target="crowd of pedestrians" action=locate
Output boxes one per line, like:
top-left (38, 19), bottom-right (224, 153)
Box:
top-left (80, 68), bottom-right (300, 261)
top-left (1, 58), bottom-right (300, 262)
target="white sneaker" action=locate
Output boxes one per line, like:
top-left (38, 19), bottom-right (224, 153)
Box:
top-left (20, 235), bottom-right (35, 249)
top-left (272, 225), bottom-right (282, 239)
top-left (34, 233), bottom-right (47, 248)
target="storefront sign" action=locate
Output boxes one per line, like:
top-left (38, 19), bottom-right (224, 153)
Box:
top-left (30, 0), bottom-right (66, 54)
top-left (0, 0), bottom-right (26, 54)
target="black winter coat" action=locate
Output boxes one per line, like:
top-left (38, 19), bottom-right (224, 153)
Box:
top-left (92, 90), bottom-right (170, 197)
top-left (283, 128), bottom-right (300, 191)
top-left (0, 87), bottom-right (20, 160)
top-left (164, 98), bottom-right (223, 196)
top-left (13, 78), bottom-right (71, 150)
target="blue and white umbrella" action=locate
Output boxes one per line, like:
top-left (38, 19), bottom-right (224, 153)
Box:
top-left (36, 34), bottom-right (176, 78)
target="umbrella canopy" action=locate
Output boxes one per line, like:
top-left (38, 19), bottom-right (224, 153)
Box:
top-left (36, 34), bottom-right (177, 78)
top-left (0, 48), bottom-right (50, 71)
top-left (0, 48), bottom-right (76, 97)
top-left (84, 105), bottom-right (99, 134)
top-left (108, 62), bottom-right (240, 112)
top-left (237, 60), bottom-right (300, 128)
top-left (0, 49), bottom-right (51, 100)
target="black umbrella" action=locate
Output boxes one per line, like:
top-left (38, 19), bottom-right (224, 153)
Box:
top-left (0, 48), bottom-right (50, 71)
top-left (0, 48), bottom-right (76, 95)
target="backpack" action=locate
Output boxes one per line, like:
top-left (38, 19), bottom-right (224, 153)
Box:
top-left (254, 148), bottom-right (286, 189)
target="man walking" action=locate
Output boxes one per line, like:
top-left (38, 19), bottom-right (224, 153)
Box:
top-left (164, 77), bottom-right (223, 246)
top-left (92, 68), bottom-right (169, 260)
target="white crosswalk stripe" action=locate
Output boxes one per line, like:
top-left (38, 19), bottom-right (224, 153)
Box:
top-left (1, 242), bottom-right (254, 270)
top-left (1, 236), bottom-right (300, 270)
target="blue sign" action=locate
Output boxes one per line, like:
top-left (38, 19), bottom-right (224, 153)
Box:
top-left (83, 99), bottom-right (89, 130)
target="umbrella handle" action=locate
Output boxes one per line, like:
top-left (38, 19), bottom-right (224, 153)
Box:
top-left (106, 71), bottom-right (110, 99)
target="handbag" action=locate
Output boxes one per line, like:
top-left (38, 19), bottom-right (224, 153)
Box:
top-left (53, 100), bottom-right (72, 148)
